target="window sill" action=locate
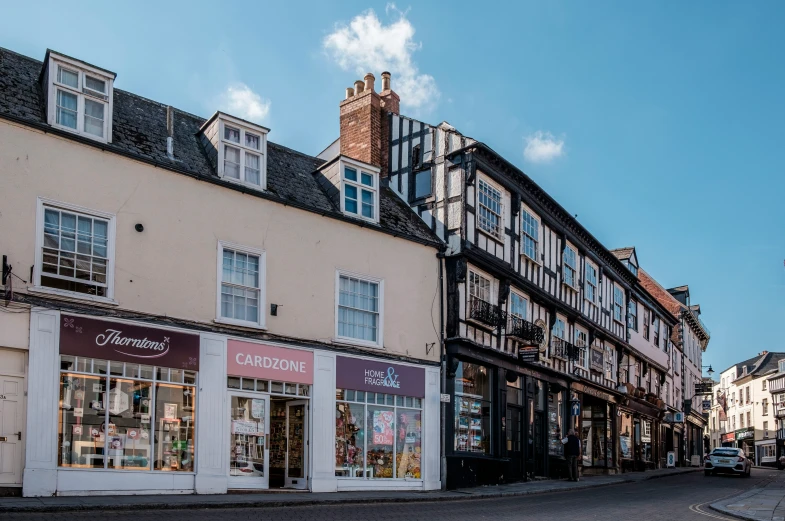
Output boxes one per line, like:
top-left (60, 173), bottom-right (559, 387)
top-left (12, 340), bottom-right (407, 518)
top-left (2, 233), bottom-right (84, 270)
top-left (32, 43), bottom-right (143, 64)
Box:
top-left (218, 175), bottom-right (266, 192)
top-left (332, 336), bottom-right (383, 350)
top-left (561, 280), bottom-right (579, 291)
top-left (477, 227), bottom-right (504, 244)
top-left (50, 122), bottom-right (110, 144)
top-left (521, 253), bottom-right (542, 266)
top-left (28, 285), bottom-right (118, 306)
top-left (214, 317), bottom-right (267, 331)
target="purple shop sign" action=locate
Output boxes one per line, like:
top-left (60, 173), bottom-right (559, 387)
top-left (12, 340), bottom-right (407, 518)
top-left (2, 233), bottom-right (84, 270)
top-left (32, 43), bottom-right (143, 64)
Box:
top-left (60, 315), bottom-right (200, 370)
top-left (336, 356), bottom-right (425, 398)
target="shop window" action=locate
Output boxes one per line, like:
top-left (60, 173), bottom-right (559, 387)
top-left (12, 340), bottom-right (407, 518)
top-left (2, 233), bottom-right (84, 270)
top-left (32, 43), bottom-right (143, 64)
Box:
top-left (620, 413), bottom-right (633, 461)
top-left (547, 390), bottom-right (564, 456)
top-left (454, 362), bottom-right (492, 454)
top-left (335, 390), bottom-right (422, 479)
top-left (58, 355), bottom-right (196, 472)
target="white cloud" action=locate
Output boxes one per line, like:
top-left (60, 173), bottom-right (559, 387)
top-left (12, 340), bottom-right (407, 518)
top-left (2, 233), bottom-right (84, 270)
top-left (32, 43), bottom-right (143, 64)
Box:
top-left (523, 131), bottom-right (565, 163)
top-left (220, 83), bottom-right (270, 123)
top-left (323, 4), bottom-right (439, 110)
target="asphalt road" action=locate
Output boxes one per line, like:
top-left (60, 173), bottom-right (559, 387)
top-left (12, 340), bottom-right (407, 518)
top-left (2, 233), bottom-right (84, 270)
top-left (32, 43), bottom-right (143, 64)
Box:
top-left (6, 469), bottom-right (780, 521)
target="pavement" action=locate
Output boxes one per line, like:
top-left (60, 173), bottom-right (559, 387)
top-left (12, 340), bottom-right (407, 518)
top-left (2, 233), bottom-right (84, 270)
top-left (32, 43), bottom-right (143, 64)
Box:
top-left (0, 466), bottom-right (700, 513)
top-left (711, 469), bottom-right (785, 521)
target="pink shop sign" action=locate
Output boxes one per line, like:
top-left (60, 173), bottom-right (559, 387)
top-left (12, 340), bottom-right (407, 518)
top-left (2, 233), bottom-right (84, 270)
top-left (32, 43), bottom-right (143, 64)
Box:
top-left (227, 340), bottom-right (314, 385)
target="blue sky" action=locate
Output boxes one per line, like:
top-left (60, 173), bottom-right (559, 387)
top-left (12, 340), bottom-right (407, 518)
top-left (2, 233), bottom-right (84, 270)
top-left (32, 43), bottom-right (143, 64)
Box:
top-left (3, 1), bottom-right (784, 374)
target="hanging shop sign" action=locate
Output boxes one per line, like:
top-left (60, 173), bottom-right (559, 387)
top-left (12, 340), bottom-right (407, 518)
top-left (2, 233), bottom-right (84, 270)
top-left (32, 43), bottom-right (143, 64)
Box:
top-left (227, 340), bottom-right (314, 385)
top-left (694, 382), bottom-right (713, 395)
top-left (336, 356), bottom-right (425, 398)
top-left (518, 345), bottom-right (539, 363)
top-left (60, 315), bottom-right (199, 370)
top-left (702, 400), bottom-right (712, 413)
top-left (590, 348), bottom-right (604, 373)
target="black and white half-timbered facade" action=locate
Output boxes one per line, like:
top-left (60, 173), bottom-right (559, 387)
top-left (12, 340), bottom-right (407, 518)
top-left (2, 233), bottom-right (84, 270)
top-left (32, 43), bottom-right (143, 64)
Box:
top-left (329, 73), bottom-right (709, 488)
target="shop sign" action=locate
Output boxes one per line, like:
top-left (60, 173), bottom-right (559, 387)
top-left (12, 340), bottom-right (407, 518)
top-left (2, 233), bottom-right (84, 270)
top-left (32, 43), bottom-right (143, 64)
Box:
top-left (60, 315), bottom-right (199, 370)
top-left (518, 345), bottom-right (539, 363)
top-left (702, 400), bottom-right (711, 413)
top-left (736, 428), bottom-right (755, 440)
top-left (232, 420), bottom-right (263, 436)
top-left (227, 340), bottom-right (313, 385)
top-left (722, 432), bottom-right (736, 443)
top-left (336, 356), bottom-right (425, 398)
top-left (571, 382), bottom-right (615, 403)
top-left (590, 348), bottom-right (604, 372)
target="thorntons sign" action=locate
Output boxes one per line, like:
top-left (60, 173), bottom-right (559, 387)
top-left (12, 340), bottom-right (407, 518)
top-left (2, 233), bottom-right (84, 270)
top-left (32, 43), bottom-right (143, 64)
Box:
top-left (336, 356), bottom-right (424, 398)
top-left (60, 315), bottom-right (200, 370)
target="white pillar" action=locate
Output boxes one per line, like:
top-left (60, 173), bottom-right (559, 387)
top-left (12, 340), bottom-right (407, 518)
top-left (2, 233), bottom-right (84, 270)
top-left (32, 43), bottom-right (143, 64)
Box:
top-left (310, 352), bottom-right (337, 492)
top-left (195, 333), bottom-right (228, 494)
top-left (23, 308), bottom-right (60, 497)
top-left (423, 366), bottom-right (442, 490)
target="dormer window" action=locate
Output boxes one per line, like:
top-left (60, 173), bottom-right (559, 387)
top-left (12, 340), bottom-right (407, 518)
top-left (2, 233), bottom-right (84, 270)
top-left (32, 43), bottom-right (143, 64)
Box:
top-left (44, 51), bottom-right (115, 143)
top-left (340, 158), bottom-right (379, 223)
top-left (199, 112), bottom-right (268, 191)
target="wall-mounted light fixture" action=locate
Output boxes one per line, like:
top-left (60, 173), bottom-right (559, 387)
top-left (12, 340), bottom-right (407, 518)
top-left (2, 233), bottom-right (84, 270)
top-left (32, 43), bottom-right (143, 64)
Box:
top-left (135, 223), bottom-right (144, 232)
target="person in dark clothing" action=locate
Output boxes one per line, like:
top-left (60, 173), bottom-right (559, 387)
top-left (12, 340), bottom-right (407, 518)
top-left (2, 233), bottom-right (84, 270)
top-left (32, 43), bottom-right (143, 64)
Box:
top-left (562, 429), bottom-right (581, 481)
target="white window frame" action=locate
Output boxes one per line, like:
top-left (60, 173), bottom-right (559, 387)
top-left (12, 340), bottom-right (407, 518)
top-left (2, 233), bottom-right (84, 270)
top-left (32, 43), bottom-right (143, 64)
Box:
top-left (46, 54), bottom-right (114, 143)
top-left (613, 285), bottom-right (625, 324)
top-left (509, 290), bottom-right (528, 320)
top-left (520, 206), bottom-right (540, 262)
top-left (339, 157), bottom-right (380, 224)
top-left (552, 316), bottom-right (566, 340)
top-left (476, 176), bottom-right (504, 240)
top-left (32, 197), bottom-right (117, 304)
top-left (584, 261), bottom-right (598, 303)
top-left (574, 327), bottom-right (588, 368)
top-left (468, 267), bottom-right (495, 305)
top-left (215, 241), bottom-right (266, 329)
top-left (334, 269), bottom-right (384, 348)
top-left (216, 115), bottom-right (268, 190)
top-left (562, 244), bottom-right (578, 289)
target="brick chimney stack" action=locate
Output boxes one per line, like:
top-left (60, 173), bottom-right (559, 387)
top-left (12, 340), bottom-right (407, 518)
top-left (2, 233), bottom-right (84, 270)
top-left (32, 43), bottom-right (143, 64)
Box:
top-left (340, 72), bottom-right (399, 177)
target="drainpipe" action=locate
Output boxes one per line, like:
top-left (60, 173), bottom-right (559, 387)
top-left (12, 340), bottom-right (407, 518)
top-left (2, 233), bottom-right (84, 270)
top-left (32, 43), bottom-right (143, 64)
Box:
top-left (437, 250), bottom-right (447, 490)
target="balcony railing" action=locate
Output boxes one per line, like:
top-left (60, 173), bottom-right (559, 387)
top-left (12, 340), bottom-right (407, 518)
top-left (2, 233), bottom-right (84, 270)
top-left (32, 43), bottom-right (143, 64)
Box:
top-left (778, 428), bottom-right (785, 441)
top-left (508, 315), bottom-right (545, 346)
top-left (775, 404), bottom-right (785, 418)
top-left (469, 297), bottom-right (506, 328)
top-left (552, 338), bottom-right (581, 362)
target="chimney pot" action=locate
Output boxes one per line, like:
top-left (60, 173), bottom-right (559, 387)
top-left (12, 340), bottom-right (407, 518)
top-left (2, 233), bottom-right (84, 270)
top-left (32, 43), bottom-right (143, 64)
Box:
top-left (354, 80), bottom-right (364, 94)
top-left (381, 71), bottom-right (391, 91)
top-left (364, 73), bottom-right (375, 92)
top-left (345, 87), bottom-right (355, 99)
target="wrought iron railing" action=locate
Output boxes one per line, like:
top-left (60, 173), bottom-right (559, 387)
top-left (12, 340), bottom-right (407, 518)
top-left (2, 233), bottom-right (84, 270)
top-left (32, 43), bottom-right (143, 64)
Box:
top-left (508, 315), bottom-right (545, 345)
top-left (469, 297), bottom-right (506, 328)
top-left (552, 337), bottom-right (580, 362)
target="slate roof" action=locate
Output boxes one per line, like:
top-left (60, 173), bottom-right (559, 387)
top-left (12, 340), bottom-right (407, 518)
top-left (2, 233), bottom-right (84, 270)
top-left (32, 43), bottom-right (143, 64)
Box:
top-left (0, 48), bottom-right (440, 248)
top-left (610, 247), bottom-right (635, 261)
top-left (728, 352), bottom-right (785, 379)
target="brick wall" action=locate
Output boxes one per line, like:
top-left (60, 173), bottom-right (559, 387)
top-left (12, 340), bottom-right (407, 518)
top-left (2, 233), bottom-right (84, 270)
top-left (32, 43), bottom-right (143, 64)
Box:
top-left (339, 87), bottom-right (400, 177)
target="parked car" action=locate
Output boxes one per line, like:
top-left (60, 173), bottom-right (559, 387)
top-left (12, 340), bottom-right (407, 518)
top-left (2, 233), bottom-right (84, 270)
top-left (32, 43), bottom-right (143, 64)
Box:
top-left (704, 448), bottom-right (751, 477)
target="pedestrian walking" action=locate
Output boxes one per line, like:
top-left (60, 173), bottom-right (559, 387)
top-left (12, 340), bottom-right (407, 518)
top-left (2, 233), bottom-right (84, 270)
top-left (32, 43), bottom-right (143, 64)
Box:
top-left (562, 429), bottom-right (581, 481)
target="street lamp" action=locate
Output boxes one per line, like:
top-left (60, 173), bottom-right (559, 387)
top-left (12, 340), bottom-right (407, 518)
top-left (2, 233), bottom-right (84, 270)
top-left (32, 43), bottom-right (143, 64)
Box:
top-left (702, 365), bottom-right (714, 376)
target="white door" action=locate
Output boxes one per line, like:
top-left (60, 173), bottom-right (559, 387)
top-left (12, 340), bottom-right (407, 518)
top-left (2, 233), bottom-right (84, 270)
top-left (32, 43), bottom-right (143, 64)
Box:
top-left (228, 393), bottom-right (269, 489)
top-left (285, 400), bottom-right (308, 489)
top-left (0, 375), bottom-right (24, 485)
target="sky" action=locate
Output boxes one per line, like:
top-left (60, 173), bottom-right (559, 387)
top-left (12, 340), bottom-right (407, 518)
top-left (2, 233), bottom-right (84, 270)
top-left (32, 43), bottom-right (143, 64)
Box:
top-left (2, 1), bottom-right (784, 374)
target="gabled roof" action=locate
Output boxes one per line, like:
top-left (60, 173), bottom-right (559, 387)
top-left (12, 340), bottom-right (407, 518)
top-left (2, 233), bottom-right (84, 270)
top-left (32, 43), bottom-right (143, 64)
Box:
top-left (610, 247), bottom-right (635, 261)
top-left (0, 47), bottom-right (440, 248)
top-left (727, 352), bottom-right (785, 380)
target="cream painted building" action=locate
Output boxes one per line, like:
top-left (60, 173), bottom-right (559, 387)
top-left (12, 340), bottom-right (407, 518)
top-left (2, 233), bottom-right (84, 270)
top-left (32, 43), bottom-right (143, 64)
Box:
top-left (0, 48), bottom-right (443, 496)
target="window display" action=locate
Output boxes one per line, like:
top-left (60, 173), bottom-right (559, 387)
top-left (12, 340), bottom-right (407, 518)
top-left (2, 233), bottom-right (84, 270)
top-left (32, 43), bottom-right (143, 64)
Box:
top-left (454, 362), bottom-right (491, 454)
top-left (620, 413), bottom-right (633, 460)
top-left (58, 355), bottom-right (195, 472)
top-left (335, 389), bottom-right (422, 479)
top-left (230, 396), bottom-right (266, 478)
top-left (547, 391), bottom-right (564, 456)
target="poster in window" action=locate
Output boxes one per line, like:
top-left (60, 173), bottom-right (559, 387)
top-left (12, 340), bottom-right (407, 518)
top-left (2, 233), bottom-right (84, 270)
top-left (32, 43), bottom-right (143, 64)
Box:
top-left (164, 403), bottom-right (178, 420)
top-left (620, 435), bottom-right (632, 459)
top-left (372, 410), bottom-right (394, 445)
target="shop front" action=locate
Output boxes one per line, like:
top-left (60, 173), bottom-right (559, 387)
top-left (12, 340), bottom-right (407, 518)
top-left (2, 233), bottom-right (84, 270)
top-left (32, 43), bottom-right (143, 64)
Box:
top-left (445, 342), bottom-right (569, 488)
top-left (736, 427), bottom-right (755, 459)
top-left (25, 311), bottom-right (201, 496)
top-left (571, 382), bottom-right (618, 474)
top-left (618, 398), bottom-right (662, 472)
top-left (755, 438), bottom-right (776, 467)
top-left (333, 355), bottom-right (433, 490)
top-left (225, 339), bottom-right (313, 490)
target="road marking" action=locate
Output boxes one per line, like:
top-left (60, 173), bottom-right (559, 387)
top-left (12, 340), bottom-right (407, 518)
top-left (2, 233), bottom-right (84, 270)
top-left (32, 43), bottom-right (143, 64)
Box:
top-left (689, 500), bottom-right (738, 520)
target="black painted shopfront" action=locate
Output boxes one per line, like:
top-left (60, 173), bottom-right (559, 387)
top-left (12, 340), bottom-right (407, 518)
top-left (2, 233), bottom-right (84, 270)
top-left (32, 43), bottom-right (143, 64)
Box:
top-left (445, 341), bottom-right (569, 489)
top-left (571, 382), bottom-right (619, 474)
top-left (617, 396), bottom-right (664, 471)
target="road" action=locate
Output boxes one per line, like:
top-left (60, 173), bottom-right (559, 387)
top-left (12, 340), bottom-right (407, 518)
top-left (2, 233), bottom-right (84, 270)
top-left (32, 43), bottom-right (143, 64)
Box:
top-left (6, 469), bottom-right (779, 521)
